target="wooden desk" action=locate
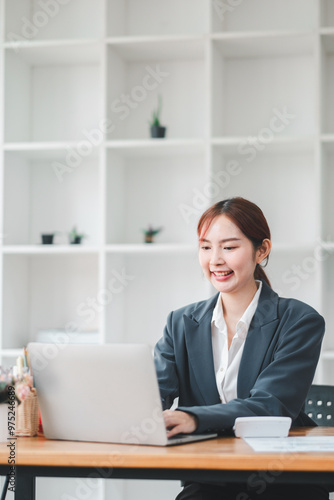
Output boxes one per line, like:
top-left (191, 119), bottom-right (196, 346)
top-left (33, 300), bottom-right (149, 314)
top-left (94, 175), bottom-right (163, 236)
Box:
top-left (1, 427), bottom-right (334, 500)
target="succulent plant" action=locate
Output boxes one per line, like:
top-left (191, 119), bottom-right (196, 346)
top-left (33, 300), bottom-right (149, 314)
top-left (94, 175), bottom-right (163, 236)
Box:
top-left (149, 95), bottom-right (163, 127)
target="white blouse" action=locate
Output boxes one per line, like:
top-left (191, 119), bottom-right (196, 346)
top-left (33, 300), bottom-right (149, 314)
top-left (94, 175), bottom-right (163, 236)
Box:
top-left (211, 280), bottom-right (262, 404)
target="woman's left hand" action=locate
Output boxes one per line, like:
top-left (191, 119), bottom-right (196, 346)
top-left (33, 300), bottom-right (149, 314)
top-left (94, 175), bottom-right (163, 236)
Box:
top-left (163, 409), bottom-right (198, 437)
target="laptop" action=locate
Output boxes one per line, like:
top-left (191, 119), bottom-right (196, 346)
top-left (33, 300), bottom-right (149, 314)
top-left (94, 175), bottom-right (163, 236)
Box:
top-left (28, 343), bottom-right (218, 446)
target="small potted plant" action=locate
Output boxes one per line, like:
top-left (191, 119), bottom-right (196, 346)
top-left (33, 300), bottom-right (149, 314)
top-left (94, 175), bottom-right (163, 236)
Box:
top-left (149, 95), bottom-right (167, 138)
top-left (142, 225), bottom-right (163, 243)
top-left (69, 226), bottom-right (87, 244)
top-left (41, 232), bottom-right (57, 244)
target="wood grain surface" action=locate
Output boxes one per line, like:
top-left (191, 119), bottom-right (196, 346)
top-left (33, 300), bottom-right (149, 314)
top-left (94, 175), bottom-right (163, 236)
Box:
top-left (1, 427), bottom-right (334, 471)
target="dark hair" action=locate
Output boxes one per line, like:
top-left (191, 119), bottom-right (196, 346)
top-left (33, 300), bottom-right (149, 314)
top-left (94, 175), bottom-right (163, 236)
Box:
top-left (197, 197), bottom-right (271, 287)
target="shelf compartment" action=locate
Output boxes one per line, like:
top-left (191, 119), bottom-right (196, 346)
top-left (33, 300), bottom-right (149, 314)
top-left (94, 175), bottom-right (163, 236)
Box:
top-left (107, 0), bottom-right (209, 37)
top-left (4, 43), bottom-right (102, 142)
top-left (210, 146), bottom-right (316, 246)
top-left (3, 151), bottom-right (100, 246)
top-left (211, 0), bottom-right (316, 33)
top-left (5, 0), bottom-right (104, 41)
top-left (106, 150), bottom-right (206, 245)
top-left (2, 253), bottom-right (99, 349)
top-left (211, 37), bottom-right (315, 137)
top-left (105, 252), bottom-right (209, 344)
top-left (106, 43), bottom-right (207, 141)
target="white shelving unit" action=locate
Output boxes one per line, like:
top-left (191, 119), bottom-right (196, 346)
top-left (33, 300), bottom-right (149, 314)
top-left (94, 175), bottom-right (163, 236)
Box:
top-left (1, 1), bottom-right (334, 499)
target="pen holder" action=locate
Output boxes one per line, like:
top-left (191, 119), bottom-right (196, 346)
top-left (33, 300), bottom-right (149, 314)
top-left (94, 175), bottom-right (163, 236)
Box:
top-left (16, 388), bottom-right (39, 437)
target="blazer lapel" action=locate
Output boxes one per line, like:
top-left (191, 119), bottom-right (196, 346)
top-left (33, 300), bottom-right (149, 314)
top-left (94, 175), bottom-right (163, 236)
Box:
top-left (184, 294), bottom-right (221, 405)
top-left (237, 282), bottom-right (279, 398)
top-left (183, 283), bottom-right (280, 404)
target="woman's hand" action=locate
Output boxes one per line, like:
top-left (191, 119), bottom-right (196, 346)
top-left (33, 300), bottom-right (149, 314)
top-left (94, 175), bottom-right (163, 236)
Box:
top-left (163, 409), bottom-right (198, 437)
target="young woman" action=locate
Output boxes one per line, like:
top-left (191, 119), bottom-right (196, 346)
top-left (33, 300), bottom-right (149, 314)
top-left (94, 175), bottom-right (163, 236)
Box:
top-left (154, 197), bottom-right (328, 500)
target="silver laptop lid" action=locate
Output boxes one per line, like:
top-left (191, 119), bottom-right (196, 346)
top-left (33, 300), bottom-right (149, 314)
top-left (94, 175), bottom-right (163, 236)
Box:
top-left (28, 343), bottom-right (169, 446)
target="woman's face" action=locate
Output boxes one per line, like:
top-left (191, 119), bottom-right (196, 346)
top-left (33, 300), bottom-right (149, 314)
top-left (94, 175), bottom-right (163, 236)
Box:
top-left (198, 214), bottom-right (267, 296)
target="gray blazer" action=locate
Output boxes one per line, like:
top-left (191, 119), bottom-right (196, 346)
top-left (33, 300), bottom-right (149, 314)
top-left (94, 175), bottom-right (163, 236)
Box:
top-left (154, 281), bottom-right (325, 434)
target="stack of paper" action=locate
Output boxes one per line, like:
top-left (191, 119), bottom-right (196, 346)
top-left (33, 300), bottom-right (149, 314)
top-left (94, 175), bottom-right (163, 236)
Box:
top-left (245, 436), bottom-right (334, 452)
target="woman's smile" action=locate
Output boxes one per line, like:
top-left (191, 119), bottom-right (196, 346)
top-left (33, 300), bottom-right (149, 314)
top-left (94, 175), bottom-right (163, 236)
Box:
top-left (211, 270), bottom-right (234, 281)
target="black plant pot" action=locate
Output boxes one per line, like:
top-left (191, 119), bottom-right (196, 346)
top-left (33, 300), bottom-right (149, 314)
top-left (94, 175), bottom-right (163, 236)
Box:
top-left (70, 236), bottom-right (82, 244)
top-left (150, 125), bottom-right (166, 138)
top-left (41, 234), bottom-right (54, 244)
top-left (144, 234), bottom-right (154, 243)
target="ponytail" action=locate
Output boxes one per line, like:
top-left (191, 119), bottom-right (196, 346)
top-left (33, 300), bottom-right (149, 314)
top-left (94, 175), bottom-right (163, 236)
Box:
top-left (254, 263), bottom-right (271, 288)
